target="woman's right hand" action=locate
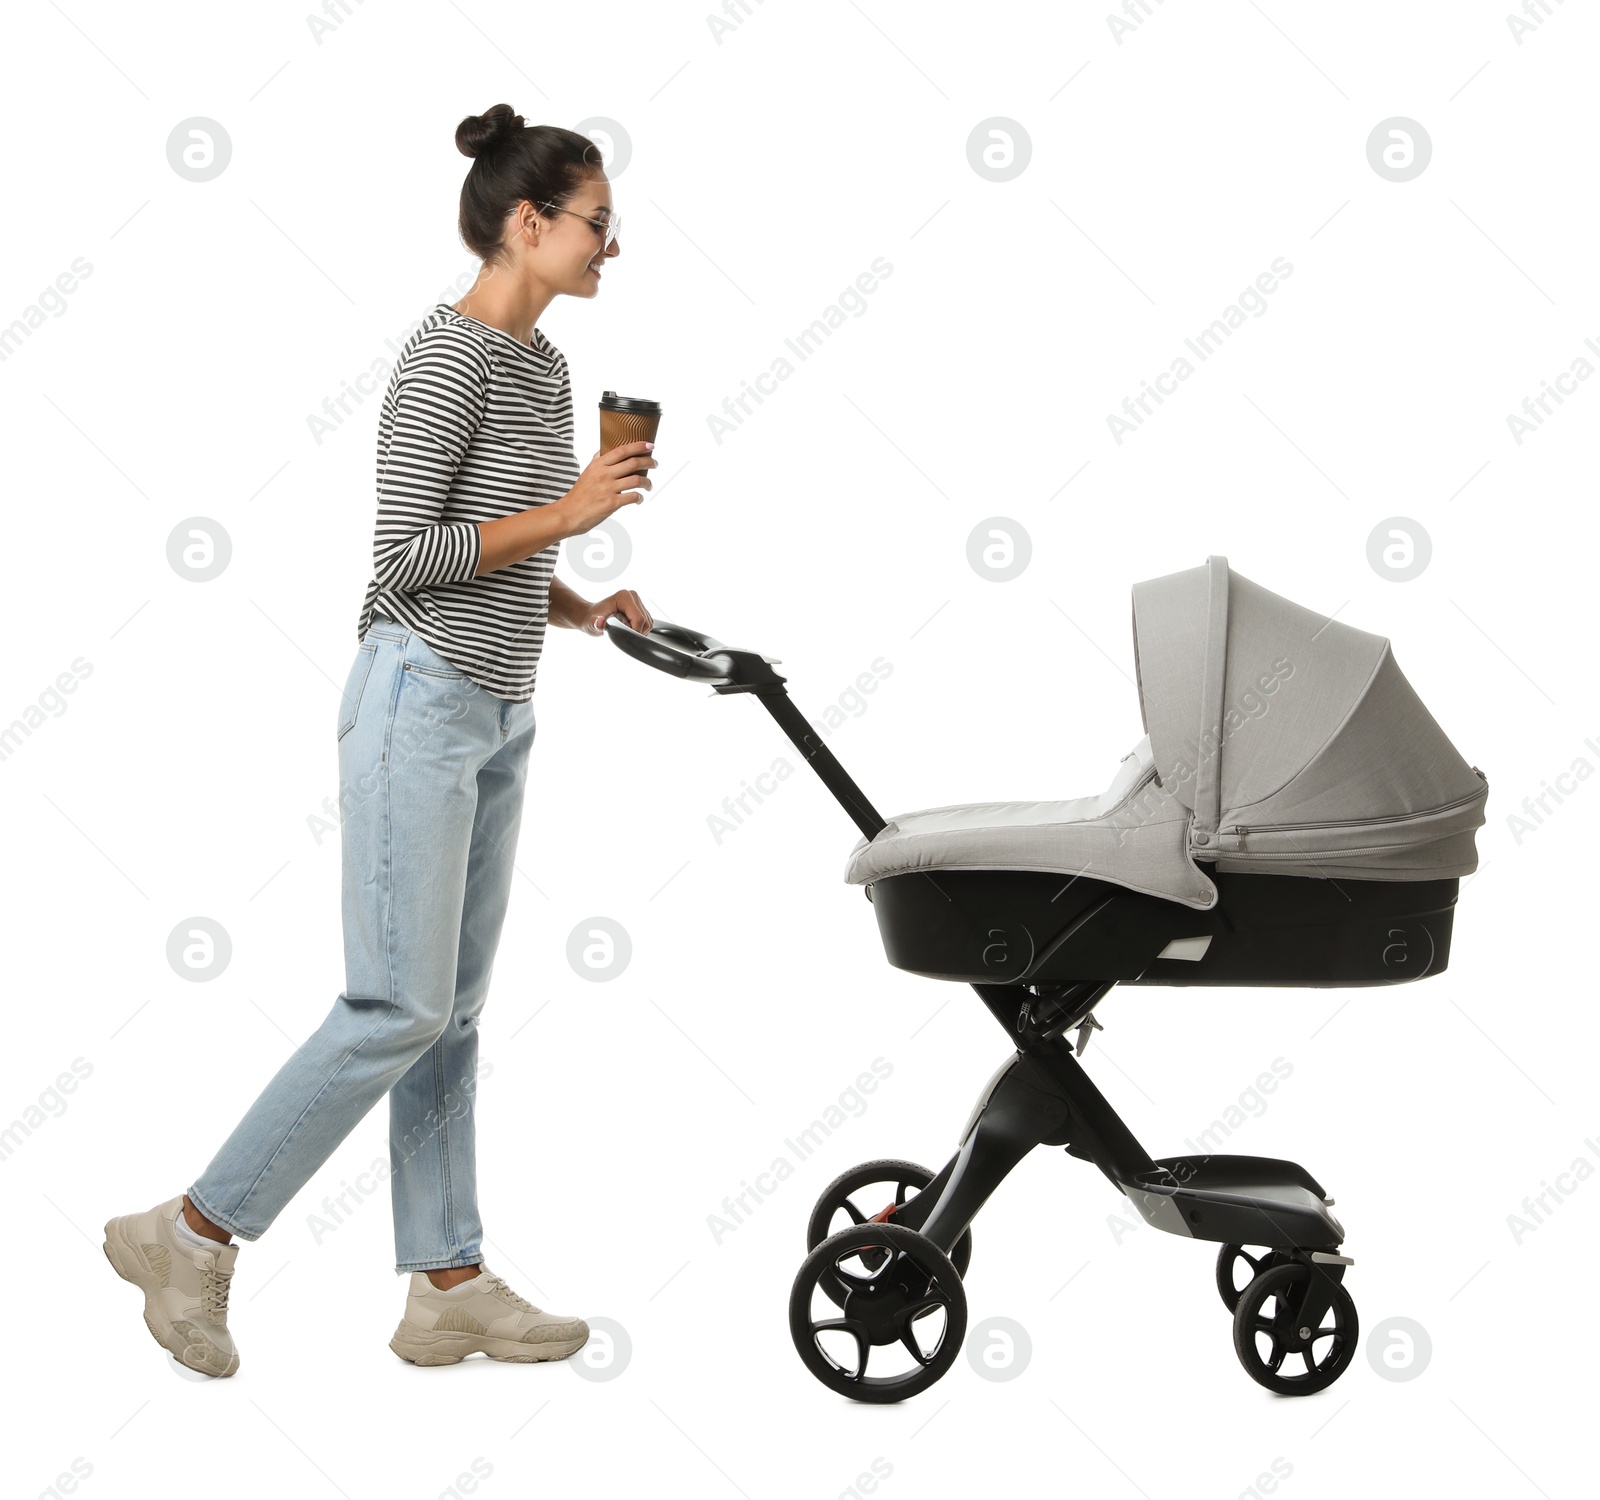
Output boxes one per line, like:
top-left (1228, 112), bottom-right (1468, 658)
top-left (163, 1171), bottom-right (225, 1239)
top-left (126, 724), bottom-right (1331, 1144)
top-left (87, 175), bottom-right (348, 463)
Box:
top-left (555, 442), bottom-right (658, 536)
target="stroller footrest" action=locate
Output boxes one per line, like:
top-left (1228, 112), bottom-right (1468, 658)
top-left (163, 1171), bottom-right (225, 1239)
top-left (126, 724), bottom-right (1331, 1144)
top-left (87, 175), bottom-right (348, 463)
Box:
top-left (1116, 1153), bottom-right (1344, 1250)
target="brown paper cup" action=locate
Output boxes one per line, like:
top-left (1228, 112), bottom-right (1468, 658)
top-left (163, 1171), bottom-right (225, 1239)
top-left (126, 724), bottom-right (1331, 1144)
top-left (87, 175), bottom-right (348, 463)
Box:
top-left (599, 392), bottom-right (662, 477)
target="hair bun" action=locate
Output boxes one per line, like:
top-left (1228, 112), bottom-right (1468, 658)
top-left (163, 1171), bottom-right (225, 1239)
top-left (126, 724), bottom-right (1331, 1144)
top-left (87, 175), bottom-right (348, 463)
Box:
top-left (455, 104), bottom-right (524, 159)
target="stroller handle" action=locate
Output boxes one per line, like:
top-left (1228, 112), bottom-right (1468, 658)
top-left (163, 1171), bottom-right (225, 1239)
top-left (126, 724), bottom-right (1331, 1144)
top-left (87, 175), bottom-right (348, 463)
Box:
top-left (603, 612), bottom-right (888, 842)
top-left (602, 615), bottom-right (744, 684)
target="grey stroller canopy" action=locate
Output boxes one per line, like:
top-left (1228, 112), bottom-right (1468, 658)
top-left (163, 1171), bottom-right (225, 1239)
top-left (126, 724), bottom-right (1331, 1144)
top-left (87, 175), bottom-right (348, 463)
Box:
top-left (845, 556), bottom-right (1488, 910)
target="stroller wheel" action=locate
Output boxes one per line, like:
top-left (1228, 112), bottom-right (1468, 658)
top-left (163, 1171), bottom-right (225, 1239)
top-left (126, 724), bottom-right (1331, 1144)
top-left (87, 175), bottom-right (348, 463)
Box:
top-left (1231, 1261), bottom-right (1358, 1396)
top-left (1215, 1244), bottom-right (1289, 1313)
top-left (790, 1222), bottom-right (967, 1403)
top-left (807, 1160), bottom-right (972, 1308)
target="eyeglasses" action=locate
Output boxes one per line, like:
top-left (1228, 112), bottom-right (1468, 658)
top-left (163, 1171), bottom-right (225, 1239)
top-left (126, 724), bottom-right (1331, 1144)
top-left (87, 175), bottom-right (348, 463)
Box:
top-left (537, 203), bottom-right (621, 253)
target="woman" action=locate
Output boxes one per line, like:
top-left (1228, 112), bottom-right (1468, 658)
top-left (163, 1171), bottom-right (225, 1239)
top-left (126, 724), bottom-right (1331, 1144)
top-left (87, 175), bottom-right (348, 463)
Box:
top-left (102, 104), bottom-right (657, 1378)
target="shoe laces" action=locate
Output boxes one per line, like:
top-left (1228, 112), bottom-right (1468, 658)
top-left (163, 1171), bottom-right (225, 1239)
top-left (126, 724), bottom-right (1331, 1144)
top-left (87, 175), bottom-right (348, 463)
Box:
top-left (198, 1254), bottom-right (234, 1324)
top-left (480, 1270), bottom-right (535, 1312)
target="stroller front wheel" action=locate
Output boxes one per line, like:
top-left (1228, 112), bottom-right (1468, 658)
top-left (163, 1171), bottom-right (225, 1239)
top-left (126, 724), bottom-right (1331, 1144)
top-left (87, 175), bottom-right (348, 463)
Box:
top-left (789, 1222), bottom-right (967, 1403)
top-left (1215, 1243), bottom-right (1292, 1313)
top-left (1231, 1261), bottom-right (1358, 1396)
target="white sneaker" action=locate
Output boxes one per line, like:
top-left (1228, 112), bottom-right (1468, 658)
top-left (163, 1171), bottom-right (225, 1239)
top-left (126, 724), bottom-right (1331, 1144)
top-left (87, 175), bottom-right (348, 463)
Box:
top-left (103, 1195), bottom-right (240, 1378)
top-left (389, 1265), bottom-right (588, 1365)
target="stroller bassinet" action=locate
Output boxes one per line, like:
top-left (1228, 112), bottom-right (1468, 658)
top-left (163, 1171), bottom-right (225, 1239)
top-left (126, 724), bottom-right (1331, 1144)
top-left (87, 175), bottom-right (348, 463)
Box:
top-left (845, 554), bottom-right (1486, 987)
top-left (604, 555), bottom-right (1487, 1402)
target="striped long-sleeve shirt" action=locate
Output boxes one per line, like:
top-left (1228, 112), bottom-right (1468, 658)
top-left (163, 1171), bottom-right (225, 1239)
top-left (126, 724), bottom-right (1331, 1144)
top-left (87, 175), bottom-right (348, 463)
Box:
top-left (356, 302), bottom-right (581, 702)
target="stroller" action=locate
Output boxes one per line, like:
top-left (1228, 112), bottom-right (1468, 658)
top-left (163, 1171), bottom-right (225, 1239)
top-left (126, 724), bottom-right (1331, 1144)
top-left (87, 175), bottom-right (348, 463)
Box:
top-left (606, 555), bottom-right (1487, 1401)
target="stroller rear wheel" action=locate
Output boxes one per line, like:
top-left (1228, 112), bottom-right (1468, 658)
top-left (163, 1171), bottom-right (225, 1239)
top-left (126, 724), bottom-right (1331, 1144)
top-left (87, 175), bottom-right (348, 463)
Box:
top-left (807, 1159), bottom-right (972, 1308)
top-left (790, 1222), bottom-right (967, 1403)
top-left (1231, 1261), bottom-right (1358, 1395)
top-left (1215, 1244), bottom-right (1291, 1313)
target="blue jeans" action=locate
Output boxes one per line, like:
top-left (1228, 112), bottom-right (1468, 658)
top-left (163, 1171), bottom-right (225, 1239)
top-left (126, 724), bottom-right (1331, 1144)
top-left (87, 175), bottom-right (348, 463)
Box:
top-left (188, 615), bottom-right (536, 1272)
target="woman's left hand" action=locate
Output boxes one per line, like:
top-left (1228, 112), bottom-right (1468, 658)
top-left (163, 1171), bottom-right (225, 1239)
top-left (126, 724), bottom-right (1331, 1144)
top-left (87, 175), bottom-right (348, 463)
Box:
top-left (583, 589), bottom-right (654, 637)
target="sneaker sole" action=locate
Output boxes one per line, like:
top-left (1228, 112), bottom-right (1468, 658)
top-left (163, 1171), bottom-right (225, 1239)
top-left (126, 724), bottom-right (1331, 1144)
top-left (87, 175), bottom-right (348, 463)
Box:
top-left (102, 1217), bottom-right (239, 1378)
top-left (389, 1322), bottom-right (589, 1366)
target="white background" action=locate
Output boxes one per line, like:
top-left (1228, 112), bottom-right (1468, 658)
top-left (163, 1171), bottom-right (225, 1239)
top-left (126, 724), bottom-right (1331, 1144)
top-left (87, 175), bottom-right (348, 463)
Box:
top-left (2, 2), bottom-right (1595, 1497)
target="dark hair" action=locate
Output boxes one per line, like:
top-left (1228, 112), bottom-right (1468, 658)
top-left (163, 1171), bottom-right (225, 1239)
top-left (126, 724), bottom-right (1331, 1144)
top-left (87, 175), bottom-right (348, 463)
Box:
top-left (454, 104), bottom-right (604, 262)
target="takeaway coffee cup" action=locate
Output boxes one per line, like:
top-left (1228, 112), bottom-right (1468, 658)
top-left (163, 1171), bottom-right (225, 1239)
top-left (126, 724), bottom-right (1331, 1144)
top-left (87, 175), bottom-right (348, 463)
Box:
top-left (598, 391), bottom-right (662, 477)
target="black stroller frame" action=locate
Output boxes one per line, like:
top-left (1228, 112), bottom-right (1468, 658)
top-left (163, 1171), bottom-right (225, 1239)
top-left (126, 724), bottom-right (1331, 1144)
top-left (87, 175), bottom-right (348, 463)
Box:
top-left (606, 615), bottom-right (1452, 1402)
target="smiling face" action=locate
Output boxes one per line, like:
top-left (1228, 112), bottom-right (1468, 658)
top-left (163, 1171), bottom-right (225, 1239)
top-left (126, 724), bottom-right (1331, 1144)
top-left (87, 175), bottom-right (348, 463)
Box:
top-left (534, 175), bottom-right (619, 298)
